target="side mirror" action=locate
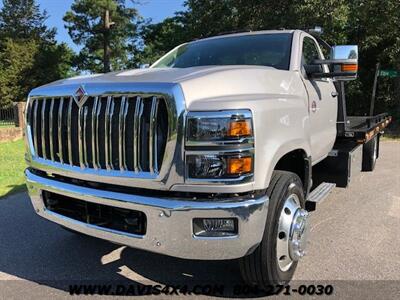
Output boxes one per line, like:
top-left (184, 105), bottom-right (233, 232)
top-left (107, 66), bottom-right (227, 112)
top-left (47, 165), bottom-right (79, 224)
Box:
top-left (139, 63), bottom-right (150, 69)
top-left (304, 64), bottom-right (323, 76)
top-left (310, 45), bottom-right (358, 81)
top-left (331, 45), bottom-right (358, 60)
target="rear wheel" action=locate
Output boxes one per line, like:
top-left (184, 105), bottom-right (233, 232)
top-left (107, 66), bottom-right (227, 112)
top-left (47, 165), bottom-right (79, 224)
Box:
top-left (239, 171), bottom-right (309, 289)
top-left (362, 135), bottom-right (378, 171)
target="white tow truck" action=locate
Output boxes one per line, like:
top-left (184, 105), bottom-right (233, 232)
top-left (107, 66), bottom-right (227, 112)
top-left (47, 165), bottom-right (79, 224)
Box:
top-left (24, 29), bottom-right (391, 287)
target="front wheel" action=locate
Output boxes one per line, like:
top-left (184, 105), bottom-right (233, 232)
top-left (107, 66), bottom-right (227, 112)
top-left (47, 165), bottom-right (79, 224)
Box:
top-left (239, 171), bottom-right (310, 289)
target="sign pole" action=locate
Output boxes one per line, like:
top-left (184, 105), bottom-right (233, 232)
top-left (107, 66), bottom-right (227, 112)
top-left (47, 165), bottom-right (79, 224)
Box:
top-left (370, 62), bottom-right (380, 116)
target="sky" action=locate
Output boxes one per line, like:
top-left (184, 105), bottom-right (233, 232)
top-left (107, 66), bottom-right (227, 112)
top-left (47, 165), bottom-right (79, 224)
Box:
top-left (28, 0), bottom-right (185, 52)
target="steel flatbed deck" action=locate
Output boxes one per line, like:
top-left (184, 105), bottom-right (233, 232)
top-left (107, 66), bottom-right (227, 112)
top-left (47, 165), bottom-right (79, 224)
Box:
top-left (344, 113), bottom-right (392, 142)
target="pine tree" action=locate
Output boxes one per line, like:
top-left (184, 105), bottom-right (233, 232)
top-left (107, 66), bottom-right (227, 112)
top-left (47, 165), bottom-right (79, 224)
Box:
top-left (0, 0), bottom-right (55, 42)
top-left (64, 0), bottom-right (141, 73)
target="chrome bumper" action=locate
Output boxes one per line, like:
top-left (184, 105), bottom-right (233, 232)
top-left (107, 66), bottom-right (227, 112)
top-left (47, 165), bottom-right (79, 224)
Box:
top-left (25, 169), bottom-right (269, 260)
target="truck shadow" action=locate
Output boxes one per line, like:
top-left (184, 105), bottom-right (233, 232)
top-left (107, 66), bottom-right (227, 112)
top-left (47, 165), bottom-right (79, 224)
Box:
top-left (0, 184), bottom-right (26, 199)
top-left (0, 192), bottom-right (271, 298)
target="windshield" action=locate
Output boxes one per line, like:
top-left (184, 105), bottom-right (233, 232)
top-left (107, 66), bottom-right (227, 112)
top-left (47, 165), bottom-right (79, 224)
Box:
top-left (152, 33), bottom-right (293, 70)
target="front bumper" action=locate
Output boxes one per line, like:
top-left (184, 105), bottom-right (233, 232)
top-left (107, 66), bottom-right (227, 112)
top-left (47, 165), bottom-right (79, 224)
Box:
top-left (25, 169), bottom-right (269, 260)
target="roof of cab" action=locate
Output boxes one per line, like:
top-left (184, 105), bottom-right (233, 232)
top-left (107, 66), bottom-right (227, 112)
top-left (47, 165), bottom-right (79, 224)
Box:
top-left (190, 29), bottom-right (299, 43)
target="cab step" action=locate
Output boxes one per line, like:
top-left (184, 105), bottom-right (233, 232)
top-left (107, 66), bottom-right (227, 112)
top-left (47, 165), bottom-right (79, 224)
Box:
top-left (305, 182), bottom-right (336, 211)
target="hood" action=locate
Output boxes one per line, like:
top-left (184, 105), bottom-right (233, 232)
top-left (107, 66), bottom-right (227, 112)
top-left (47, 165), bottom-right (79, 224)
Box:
top-left (39, 65), bottom-right (280, 85)
top-left (31, 65), bottom-right (303, 108)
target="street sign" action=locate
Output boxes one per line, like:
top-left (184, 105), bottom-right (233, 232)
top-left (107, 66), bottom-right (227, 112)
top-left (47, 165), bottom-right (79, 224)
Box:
top-left (379, 70), bottom-right (400, 78)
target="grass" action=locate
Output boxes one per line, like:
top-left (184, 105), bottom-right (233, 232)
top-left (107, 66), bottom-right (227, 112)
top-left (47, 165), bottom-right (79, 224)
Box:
top-left (0, 138), bottom-right (26, 198)
top-left (0, 122), bottom-right (15, 128)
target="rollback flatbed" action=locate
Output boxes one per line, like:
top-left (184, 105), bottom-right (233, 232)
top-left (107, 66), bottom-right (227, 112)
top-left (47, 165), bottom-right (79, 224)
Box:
top-left (311, 81), bottom-right (392, 191)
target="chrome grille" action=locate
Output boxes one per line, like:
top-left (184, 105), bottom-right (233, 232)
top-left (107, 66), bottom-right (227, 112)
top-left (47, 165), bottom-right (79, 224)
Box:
top-left (27, 96), bottom-right (168, 174)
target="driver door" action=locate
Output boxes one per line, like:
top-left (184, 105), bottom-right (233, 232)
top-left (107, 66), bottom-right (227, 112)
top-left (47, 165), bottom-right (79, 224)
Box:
top-left (300, 35), bottom-right (337, 163)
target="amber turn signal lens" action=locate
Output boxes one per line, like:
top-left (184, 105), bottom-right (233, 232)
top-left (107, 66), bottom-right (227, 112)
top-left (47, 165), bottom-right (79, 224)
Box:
top-left (227, 120), bottom-right (252, 137)
top-left (226, 157), bottom-right (252, 175)
top-left (341, 64), bottom-right (358, 72)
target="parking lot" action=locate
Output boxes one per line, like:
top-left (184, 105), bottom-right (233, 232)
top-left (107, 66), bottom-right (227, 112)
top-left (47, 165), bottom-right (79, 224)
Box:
top-left (0, 141), bottom-right (399, 299)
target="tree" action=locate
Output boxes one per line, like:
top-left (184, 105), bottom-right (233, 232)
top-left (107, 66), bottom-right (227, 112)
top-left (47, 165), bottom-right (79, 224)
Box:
top-left (64, 0), bottom-right (141, 73)
top-left (0, 38), bottom-right (75, 106)
top-left (137, 0), bottom-right (351, 65)
top-left (0, 38), bottom-right (38, 105)
top-left (31, 42), bottom-right (77, 86)
top-left (137, 0), bottom-right (400, 130)
top-left (0, 0), bottom-right (55, 42)
top-left (345, 0), bottom-right (400, 120)
top-left (131, 17), bottom-right (186, 67)
top-left (0, 0), bottom-right (75, 106)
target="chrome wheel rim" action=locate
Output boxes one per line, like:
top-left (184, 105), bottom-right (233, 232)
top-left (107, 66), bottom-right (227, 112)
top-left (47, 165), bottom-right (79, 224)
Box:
top-left (276, 192), bottom-right (310, 272)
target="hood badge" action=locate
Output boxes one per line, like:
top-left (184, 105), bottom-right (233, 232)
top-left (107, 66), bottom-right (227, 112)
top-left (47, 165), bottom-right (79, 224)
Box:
top-left (73, 85), bottom-right (88, 107)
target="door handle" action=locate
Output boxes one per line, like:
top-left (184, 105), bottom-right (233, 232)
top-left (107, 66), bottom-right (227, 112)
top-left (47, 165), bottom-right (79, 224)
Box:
top-left (331, 91), bottom-right (338, 98)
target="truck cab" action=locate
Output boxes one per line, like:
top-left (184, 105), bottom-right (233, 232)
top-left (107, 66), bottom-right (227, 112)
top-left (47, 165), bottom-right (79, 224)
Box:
top-left (24, 29), bottom-right (390, 288)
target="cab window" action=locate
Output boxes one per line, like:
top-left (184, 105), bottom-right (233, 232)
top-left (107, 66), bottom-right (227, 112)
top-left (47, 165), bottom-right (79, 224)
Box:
top-left (302, 37), bottom-right (323, 74)
top-left (152, 33), bottom-right (293, 70)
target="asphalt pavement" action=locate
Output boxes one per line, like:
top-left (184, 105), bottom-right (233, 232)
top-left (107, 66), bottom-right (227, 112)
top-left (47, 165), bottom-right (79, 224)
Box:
top-left (0, 141), bottom-right (399, 299)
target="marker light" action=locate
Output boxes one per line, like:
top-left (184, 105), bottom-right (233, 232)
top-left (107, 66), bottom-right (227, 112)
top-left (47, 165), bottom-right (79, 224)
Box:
top-left (227, 119), bottom-right (252, 137)
top-left (227, 157), bottom-right (252, 175)
top-left (341, 64), bottom-right (358, 72)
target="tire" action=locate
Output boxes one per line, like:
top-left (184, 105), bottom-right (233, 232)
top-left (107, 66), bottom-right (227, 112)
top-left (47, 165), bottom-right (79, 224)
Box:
top-left (239, 171), bottom-right (306, 289)
top-left (362, 135), bottom-right (378, 171)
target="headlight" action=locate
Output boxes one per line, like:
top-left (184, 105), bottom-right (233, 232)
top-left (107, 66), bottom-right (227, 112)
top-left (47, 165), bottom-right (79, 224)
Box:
top-left (185, 110), bottom-right (254, 181)
top-left (187, 153), bottom-right (253, 179)
top-left (186, 110), bottom-right (253, 145)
